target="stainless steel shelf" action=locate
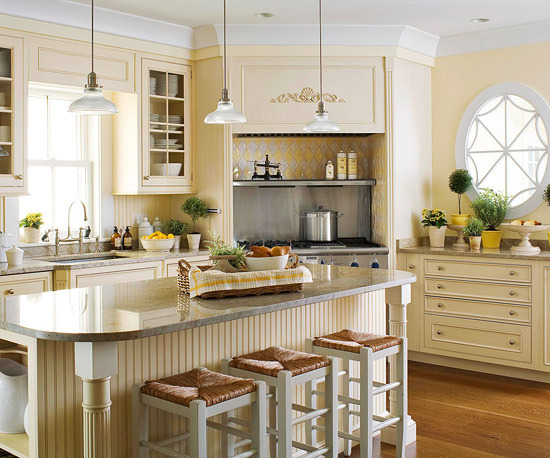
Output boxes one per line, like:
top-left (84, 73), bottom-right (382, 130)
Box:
top-left (233, 179), bottom-right (376, 187)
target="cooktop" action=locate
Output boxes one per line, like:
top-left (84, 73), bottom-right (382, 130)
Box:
top-left (236, 238), bottom-right (381, 250)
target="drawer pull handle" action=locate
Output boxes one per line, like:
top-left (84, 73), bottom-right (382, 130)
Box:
top-left (437, 303), bottom-right (444, 308)
top-left (7, 289), bottom-right (15, 295)
top-left (437, 265), bottom-right (443, 271)
top-left (509, 291), bottom-right (516, 296)
top-left (408, 264), bottom-right (414, 269)
top-left (509, 340), bottom-right (516, 346)
top-left (509, 310), bottom-right (515, 316)
top-left (436, 330), bottom-right (443, 335)
top-left (144, 176), bottom-right (150, 181)
top-left (437, 284), bottom-right (443, 290)
top-left (509, 271), bottom-right (515, 276)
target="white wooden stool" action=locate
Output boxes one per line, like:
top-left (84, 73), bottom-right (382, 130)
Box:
top-left (305, 329), bottom-right (407, 458)
top-left (132, 367), bottom-right (267, 458)
top-left (223, 346), bottom-right (339, 458)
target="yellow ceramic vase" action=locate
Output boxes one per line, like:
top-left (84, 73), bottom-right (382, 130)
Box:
top-left (451, 214), bottom-right (470, 225)
top-left (481, 230), bottom-right (502, 249)
top-left (547, 232), bottom-right (550, 247)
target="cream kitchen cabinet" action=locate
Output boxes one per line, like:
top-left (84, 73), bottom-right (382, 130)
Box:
top-left (164, 255), bottom-right (210, 278)
top-left (0, 272), bottom-right (52, 296)
top-left (0, 34), bottom-right (25, 194)
top-left (230, 56), bottom-right (385, 134)
top-left (113, 57), bottom-right (194, 194)
top-left (28, 36), bottom-right (135, 93)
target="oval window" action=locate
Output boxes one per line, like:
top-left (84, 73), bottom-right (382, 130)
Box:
top-left (456, 83), bottom-right (550, 219)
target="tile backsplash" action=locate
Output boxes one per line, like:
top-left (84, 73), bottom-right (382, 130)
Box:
top-left (232, 136), bottom-right (373, 180)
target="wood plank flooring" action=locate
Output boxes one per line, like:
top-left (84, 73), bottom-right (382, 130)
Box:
top-left (342, 361), bottom-right (550, 457)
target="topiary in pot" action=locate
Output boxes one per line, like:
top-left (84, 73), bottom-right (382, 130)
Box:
top-left (463, 216), bottom-right (485, 250)
top-left (181, 197), bottom-right (209, 250)
top-left (449, 169), bottom-right (473, 225)
top-left (164, 219), bottom-right (189, 250)
top-left (472, 189), bottom-right (510, 248)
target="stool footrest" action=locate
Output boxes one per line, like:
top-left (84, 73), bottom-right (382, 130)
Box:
top-left (300, 446), bottom-right (331, 458)
top-left (230, 416), bottom-right (279, 437)
top-left (233, 438), bottom-right (252, 449)
top-left (293, 440), bottom-right (317, 453)
top-left (312, 424), bottom-right (359, 443)
top-left (292, 406), bottom-right (330, 426)
top-left (372, 381), bottom-right (401, 396)
top-left (141, 440), bottom-right (189, 458)
top-left (372, 416), bottom-right (401, 433)
top-left (206, 420), bottom-right (251, 440)
top-left (157, 432), bottom-right (191, 447)
top-left (232, 450), bottom-right (256, 458)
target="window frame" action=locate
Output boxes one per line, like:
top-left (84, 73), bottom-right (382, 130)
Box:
top-left (455, 83), bottom-right (550, 219)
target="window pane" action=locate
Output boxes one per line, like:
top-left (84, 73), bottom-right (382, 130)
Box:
top-left (28, 96), bottom-right (48, 160)
top-left (50, 98), bottom-right (79, 160)
top-left (55, 167), bottom-right (88, 236)
top-left (19, 166), bottom-right (53, 231)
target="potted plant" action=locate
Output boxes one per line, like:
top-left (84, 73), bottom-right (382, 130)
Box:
top-left (463, 216), bottom-right (485, 250)
top-left (449, 169), bottom-right (473, 225)
top-left (164, 219), bottom-right (189, 250)
top-left (19, 212), bottom-right (44, 243)
top-left (206, 231), bottom-right (246, 272)
top-left (472, 189), bottom-right (510, 249)
top-left (543, 184), bottom-right (550, 247)
top-left (181, 197), bottom-right (208, 250)
top-left (421, 208), bottom-right (447, 248)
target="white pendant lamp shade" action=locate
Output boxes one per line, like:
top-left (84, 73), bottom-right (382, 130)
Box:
top-left (68, 0), bottom-right (117, 116)
top-left (204, 0), bottom-right (246, 124)
top-left (303, 0), bottom-right (340, 133)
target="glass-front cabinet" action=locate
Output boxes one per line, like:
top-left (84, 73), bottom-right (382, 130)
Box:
top-left (0, 35), bottom-right (24, 194)
top-left (142, 59), bottom-right (192, 190)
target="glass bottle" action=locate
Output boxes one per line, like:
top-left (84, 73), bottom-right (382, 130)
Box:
top-left (122, 226), bottom-right (133, 250)
top-left (112, 226), bottom-right (122, 250)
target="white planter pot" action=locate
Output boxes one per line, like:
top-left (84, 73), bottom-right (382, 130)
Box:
top-left (0, 358), bottom-right (28, 433)
top-left (428, 226), bottom-right (447, 248)
top-left (187, 233), bottom-right (201, 250)
top-left (23, 227), bottom-right (41, 243)
top-left (172, 235), bottom-right (182, 250)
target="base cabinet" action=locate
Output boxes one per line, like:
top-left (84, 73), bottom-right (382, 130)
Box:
top-left (0, 272), bottom-right (52, 296)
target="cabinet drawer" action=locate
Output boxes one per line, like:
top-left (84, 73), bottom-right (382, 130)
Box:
top-left (425, 314), bottom-right (531, 363)
top-left (74, 266), bottom-right (160, 288)
top-left (425, 296), bottom-right (531, 323)
top-left (425, 278), bottom-right (531, 304)
top-left (165, 257), bottom-right (211, 278)
top-left (0, 272), bottom-right (52, 296)
top-left (424, 259), bottom-right (531, 283)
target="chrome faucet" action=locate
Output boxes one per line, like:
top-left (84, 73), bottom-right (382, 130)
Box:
top-left (55, 201), bottom-right (89, 255)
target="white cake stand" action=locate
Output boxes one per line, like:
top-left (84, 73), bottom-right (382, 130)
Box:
top-left (447, 224), bottom-right (469, 249)
top-left (501, 223), bottom-right (550, 254)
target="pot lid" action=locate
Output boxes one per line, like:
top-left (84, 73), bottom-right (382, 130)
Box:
top-left (303, 205), bottom-right (338, 215)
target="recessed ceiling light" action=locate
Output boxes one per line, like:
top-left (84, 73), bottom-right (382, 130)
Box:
top-left (470, 18), bottom-right (490, 23)
top-left (255, 12), bottom-right (274, 18)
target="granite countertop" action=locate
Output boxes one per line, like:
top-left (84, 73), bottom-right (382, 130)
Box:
top-left (0, 249), bottom-right (210, 276)
top-left (0, 265), bottom-right (416, 342)
top-left (397, 245), bottom-right (550, 261)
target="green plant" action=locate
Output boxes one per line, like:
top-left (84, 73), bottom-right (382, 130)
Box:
top-left (206, 231), bottom-right (246, 270)
top-left (472, 189), bottom-right (510, 231)
top-left (449, 169), bottom-right (473, 214)
top-left (543, 183), bottom-right (550, 207)
top-left (19, 212), bottom-right (44, 229)
top-left (463, 217), bottom-right (486, 237)
top-left (181, 197), bottom-right (208, 233)
top-left (421, 209), bottom-right (447, 228)
top-left (164, 219), bottom-right (189, 236)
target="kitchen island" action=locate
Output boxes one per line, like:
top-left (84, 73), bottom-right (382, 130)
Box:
top-left (0, 264), bottom-right (415, 458)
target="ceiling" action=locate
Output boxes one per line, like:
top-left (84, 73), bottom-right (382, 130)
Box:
top-left (66, 0), bottom-right (550, 37)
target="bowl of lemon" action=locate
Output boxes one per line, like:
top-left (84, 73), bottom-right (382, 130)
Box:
top-left (141, 231), bottom-right (176, 252)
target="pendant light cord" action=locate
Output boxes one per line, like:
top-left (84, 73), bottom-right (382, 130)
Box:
top-left (91, 0), bottom-right (95, 75)
top-left (318, 0), bottom-right (323, 105)
top-left (223, 0), bottom-right (228, 95)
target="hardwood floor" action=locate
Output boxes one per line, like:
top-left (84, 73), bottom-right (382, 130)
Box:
top-left (341, 361), bottom-right (550, 457)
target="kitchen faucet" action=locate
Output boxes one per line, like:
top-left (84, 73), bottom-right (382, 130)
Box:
top-left (52, 201), bottom-right (89, 256)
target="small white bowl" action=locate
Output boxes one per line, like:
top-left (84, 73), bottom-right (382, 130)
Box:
top-left (245, 254), bottom-right (289, 272)
top-left (140, 238), bottom-right (175, 252)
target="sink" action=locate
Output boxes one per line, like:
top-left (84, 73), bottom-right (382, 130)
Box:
top-left (41, 254), bottom-right (131, 264)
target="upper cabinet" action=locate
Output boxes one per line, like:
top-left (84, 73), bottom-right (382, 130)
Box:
top-left (28, 36), bottom-right (136, 93)
top-left (113, 57), bottom-right (194, 194)
top-left (0, 34), bottom-right (25, 194)
top-left (230, 56), bottom-right (385, 134)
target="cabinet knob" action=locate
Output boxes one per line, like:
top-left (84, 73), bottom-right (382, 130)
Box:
top-left (437, 265), bottom-right (443, 271)
top-left (509, 340), bottom-right (516, 346)
top-left (144, 176), bottom-right (150, 180)
top-left (509, 271), bottom-right (515, 276)
top-left (437, 303), bottom-right (444, 308)
top-left (437, 284), bottom-right (443, 290)
top-left (408, 264), bottom-right (414, 269)
top-left (436, 330), bottom-right (443, 335)
top-left (509, 310), bottom-right (515, 316)
top-left (509, 290), bottom-right (515, 296)
top-left (14, 175), bottom-right (23, 180)
top-left (7, 289), bottom-right (15, 295)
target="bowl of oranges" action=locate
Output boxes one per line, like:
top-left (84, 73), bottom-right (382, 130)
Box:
top-left (141, 231), bottom-right (175, 252)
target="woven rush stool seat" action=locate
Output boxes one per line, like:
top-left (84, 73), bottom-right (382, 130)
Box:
top-left (229, 345), bottom-right (330, 377)
top-left (141, 368), bottom-right (256, 407)
top-left (313, 329), bottom-right (401, 354)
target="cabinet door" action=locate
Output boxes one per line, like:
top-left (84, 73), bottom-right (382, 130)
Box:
top-left (0, 272), bottom-right (52, 296)
top-left (231, 56), bottom-right (385, 134)
top-left (71, 262), bottom-right (162, 288)
top-left (0, 34), bottom-right (24, 193)
top-left (142, 59), bottom-right (193, 191)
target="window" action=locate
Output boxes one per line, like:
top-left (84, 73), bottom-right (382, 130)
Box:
top-left (19, 86), bottom-right (100, 239)
top-left (456, 83), bottom-right (550, 219)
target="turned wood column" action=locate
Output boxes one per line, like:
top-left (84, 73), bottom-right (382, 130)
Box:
top-left (382, 283), bottom-right (417, 445)
top-left (75, 341), bottom-right (118, 458)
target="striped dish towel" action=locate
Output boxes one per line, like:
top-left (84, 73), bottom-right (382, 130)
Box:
top-left (188, 266), bottom-right (313, 298)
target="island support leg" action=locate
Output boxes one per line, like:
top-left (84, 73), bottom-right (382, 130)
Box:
top-left (381, 284), bottom-right (417, 446)
top-left (75, 342), bottom-right (119, 458)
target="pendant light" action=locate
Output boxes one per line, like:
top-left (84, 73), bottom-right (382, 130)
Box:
top-left (68, 0), bottom-right (118, 115)
top-left (303, 0), bottom-right (340, 133)
top-left (204, 0), bottom-right (246, 124)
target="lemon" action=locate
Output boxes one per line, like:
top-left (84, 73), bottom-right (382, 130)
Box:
top-left (167, 234), bottom-right (174, 239)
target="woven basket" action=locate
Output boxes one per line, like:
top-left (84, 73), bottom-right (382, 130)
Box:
top-left (177, 258), bottom-right (303, 299)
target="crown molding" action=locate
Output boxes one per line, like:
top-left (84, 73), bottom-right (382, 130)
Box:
top-left (437, 19), bottom-right (550, 57)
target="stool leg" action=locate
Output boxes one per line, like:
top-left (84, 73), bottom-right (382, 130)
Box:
top-left (220, 360), bottom-right (235, 458)
top-left (359, 348), bottom-right (374, 458)
top-left (395, 341), bottom-right (408, 458)
top-left (305, 339), bottom-right (317, 447)
top-left (342, 358), bottom-right (352, 457)
top-left (252, 381), bottom-right (267, 457)
top-left (325, 357), bottom-right (339, 458)
top-left (277, 371), bottom-right (293, 458)
top-left (190, 400), bottom-right (207, 458)
top-left (132, 385), bottom-right (149, 458)
top-left (268, 385), bottom-right (278, 457)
